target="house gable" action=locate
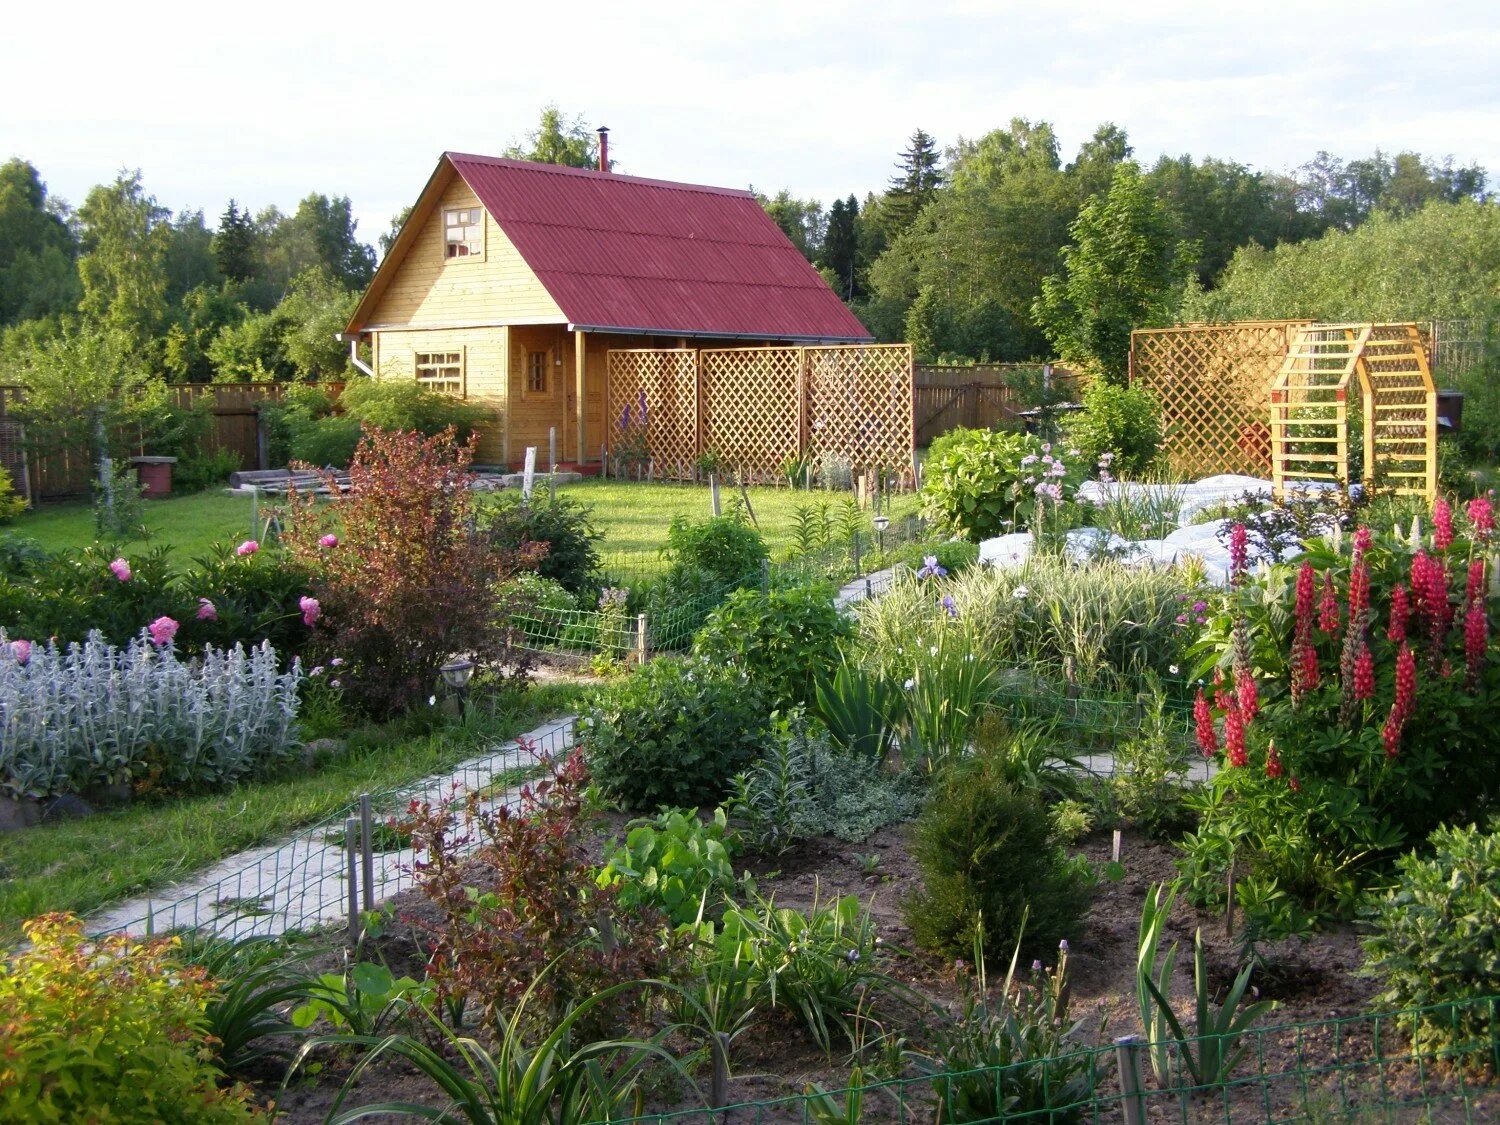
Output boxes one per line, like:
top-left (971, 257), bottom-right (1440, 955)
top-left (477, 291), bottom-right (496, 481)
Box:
top-left (349, 159), bottom-right (563, 333)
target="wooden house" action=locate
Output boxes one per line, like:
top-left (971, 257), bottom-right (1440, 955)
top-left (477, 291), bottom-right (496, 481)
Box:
top-left (343, 150), bottom-right (873, 468)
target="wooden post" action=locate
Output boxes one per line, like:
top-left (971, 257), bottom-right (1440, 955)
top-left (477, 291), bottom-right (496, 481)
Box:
top-left (709, 474), bottom-right (721, 516)
top-left (359, 794), bottom-right (375, 913)
top-left (1115, 1036), bottom-right (1147, 1125)
top-left (574, 329), bottom-right (587, 464)
top-left (548, 427), bottom-right (557, 474)
top-left (635, 613), bottom-right (648, 664)
top-left (502, 326), bottom-right (513, 466)
top-left (345, 817), bottom-right (361, 947)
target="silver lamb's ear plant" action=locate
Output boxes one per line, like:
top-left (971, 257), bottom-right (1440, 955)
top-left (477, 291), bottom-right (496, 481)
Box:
top-left (0, 629), bottom-right (302, 801)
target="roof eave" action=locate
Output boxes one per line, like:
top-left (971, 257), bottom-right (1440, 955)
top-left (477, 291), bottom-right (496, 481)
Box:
top-left (568, 323), bottom-right (875, 345)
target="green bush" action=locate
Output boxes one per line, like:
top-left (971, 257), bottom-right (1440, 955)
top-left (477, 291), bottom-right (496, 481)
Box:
top-left (903, 752), bottom-right (1091, 960)
top-left (693, 584), bottom-right (852, 708)
top-left (582, 658), bottom-right (774, 810)
top-left (174, 445), bottom-right (242, 494)
top-left (482, 492), bottom-right (601, 595)
top-left (663, 515), bottom-right (768, 591)
top-left (0, 467), bottom-right (25, 523)
top-left (1061, 379), bottom-right (1162, 476)
top-left (895, 538), bottom-right (979, 576)
top-left (289, 413), bottom-right (363, 468)
top-left (919, 428), bottom-right (1083, 542)
top-left (597, 807), bottom-right (744, 926)
top-left (339, 377), bottom-right (493, 442)
top-left (0, 914), bottom-right (267, 1123)
top-left (1362, 820), bottom-right (1500, 1056)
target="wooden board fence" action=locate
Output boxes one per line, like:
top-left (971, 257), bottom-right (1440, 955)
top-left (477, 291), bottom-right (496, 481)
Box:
top-left (606, 345), bottom-right (913, 482)
top-left (912, 364), bottom-right (1078, 444)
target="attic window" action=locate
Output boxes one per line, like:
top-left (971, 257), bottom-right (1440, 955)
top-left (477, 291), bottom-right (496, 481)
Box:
top-left (443, 207), bottom-right (483, 259)
top-left (415, 350), bottom-right (464, 395)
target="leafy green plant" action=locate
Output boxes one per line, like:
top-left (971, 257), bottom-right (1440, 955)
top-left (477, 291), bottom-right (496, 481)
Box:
top-left (581, 657), bottom-right (774, 810)
top-left (693, 584), bottom-right (852, 708)
top-left (338, 376), bottom-right (492, 442)
top-left (597, 807), bottom-right (745, 926)
top-left (919, 427), bottom-right (1062, 541)
top-left (1361, 819), bottom-right (1500, 1057)
top-left (1061, 379), bottom-right (1162, 476)
top-left (899, 623), bottom-right (1001, 770)
top-left (662, 514), bottom-right (768, 592)
top-left (1137, 882), bottom-right (1275, 1089)
top-left (303, 974), bottom-right (691, 1125)
top-left (0, 914), bottom-right (267, 1123)
top-left (666, 919), bottom-right (762, 1085)
top-left (1107, 681), bottom-right (1197, 838)
top-left (810, 656), bottom-right (904, 764)
top-left (481, 492), bottom-right (602, 596)
top-left (907, 919), bottom-right (1093, 1124)
top-left (903, 755), bottom-right (1091, 961)
top-left (0, 466), bottom-right (26, 522)
top-left (805, 1067), bottom-right (869, 1125)
top-left (292, 958), bottom-right (433, 1037)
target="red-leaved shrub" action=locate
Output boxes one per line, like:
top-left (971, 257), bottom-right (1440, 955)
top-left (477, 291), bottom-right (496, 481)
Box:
top-left (284, 426), bottom-right (536, 717)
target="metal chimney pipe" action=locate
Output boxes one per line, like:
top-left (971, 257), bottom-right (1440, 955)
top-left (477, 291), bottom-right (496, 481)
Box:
top-left (597, 126), bottom-right (609, 172)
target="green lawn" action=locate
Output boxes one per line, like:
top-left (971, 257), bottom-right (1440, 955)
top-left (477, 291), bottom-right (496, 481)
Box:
top-left (0, 682), bottom-right (587, 944)
top-left (10, 479), bottom-right (919, 571)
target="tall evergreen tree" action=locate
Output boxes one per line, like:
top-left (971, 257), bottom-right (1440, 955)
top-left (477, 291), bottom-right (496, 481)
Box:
top-left (820, 194), bottom-right (860, 299)
top-left (884, 129), bottom-right (943, 232)
top-left (213, 200), bottom-right (257, 282)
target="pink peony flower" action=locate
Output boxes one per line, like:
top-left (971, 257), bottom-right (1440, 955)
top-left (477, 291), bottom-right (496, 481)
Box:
top-left (10, 639), bottom-right (30, 665)
top-left (319, 534), bottom-right (339, 548)
top-left (237, 540), bottom-right (259, 557)
top-left (148, 616), bottom-right (179, 647)
top-left (196, 598), bottom-right (217, 621)
top-left (109, 557), bottom-right (131, 582)
top-left (299, 596), bottom-right (321, 626)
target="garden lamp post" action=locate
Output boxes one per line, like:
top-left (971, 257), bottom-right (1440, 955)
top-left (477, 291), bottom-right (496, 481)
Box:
top-left (873, 514), bottom-right (890, 557)
top-left (440, 658), bottom-right (475, 719)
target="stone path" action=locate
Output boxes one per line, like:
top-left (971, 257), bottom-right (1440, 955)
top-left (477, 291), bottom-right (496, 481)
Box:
top-left (90, 715), bottom-right (576, 941)
top-left (834, 565), bottom-right (901, 609)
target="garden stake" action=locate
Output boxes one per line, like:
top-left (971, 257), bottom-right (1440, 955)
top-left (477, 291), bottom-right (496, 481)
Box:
top-left (851, 529), bottom-right (861, 574)
top-left (1113, 829), bottom-right (1122, 863)
top-left (600, 444), bottom-right (607, 477)
top-left (1114, 1035), bottom-right (1148, 1125)
top-left (359, 794), bottom-right (374, 914)
top-left (635, 614), bottom-right (648, 664)
top-left (344, 817), bottom-right (360, 948)
top-left (1226, 850), bottom-right (1237, 941)
top-left (711, 1031), bottom-right (730, 1109)
top-left (548, 427), bottom-right (557, 474)
top-left (709, 473), bottom-right (721, 516)
top-left (761, 558), bottom-right (770, 593)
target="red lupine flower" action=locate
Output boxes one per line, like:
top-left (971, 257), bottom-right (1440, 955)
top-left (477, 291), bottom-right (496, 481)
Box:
top-left (1466, 496), bottom-right (1494, 535)
top-left (1394, 642), bottom-right (1417, 723)
top-left (1353, 644), bottom-right (1376, 700)
top-left (1353, 525), bottom-right (1372, 559)
top-left (1467, 558), bottom-right (1485, 604)
top-left (1464, 564), bottom-right (1487, 691)
top-left (1289, 775), bottom-right (1301, 792)
top-left (1295, 561), bottom-right (1317, 622)
top-left (1237, 669), bottom-right (1259, 723)
top-left (1229, 522), bottom-right (1249, 584)
top-left (1434, 497), bottom-right (1455, 550)
top-left (1194, 688), bottom-right (1217, 757)
top-left (1265, 740), bottom-right (1284, 779)
top-left (1382, 706), bottom-right (1404, 758)
top-left (1422, 555), bottom-right (1452, 655)
top-left (1348, 559), bottom-right (1371, 618)
top-left (1298, 639), bottom-right (1320, 692)
top-left (1389, 584), bottom-right (1410, 644)
top-left (1319, 572), bottom-right (1340, 633)
top-left (1224, 700), bottom-right (1248, 768)
top-left (1410, 553), bottom-right (1429, 621)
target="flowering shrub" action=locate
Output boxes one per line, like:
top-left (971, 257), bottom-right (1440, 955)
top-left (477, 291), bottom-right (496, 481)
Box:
top-left (284, 427), bottom-right (536, 718)
top-left (1059, 379), bottom-right (1162, 476)
top-left (581, 657), bottom-right (774, 810)
top-left (692, 584), bottom-right (852, 708)
top-left (405, 747), bottom-right (663, 1036)
top-left (0, 630), bottom-right (301, 799)
top-left (920, 428), bottom-right (1084, 542)
top-left (1184, 510), bottom-right (1499, 933)
top-left (0, 914), bottom-right (267, 1123)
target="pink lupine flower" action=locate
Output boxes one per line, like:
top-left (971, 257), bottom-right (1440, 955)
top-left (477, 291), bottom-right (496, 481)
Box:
top-left (1465, 559), bottom-right (1487, 691)
top-left (10, 639), bottom-right (30, 665)
top-left (1393, 642), bottom-right (1417, 724)
top-left (237, 540), bottom-right (259, 557)
top-left (1223, 700), bottom-right (1248, 768)
top-left (1465, 496), bottom-right (1494, 535)
top-left (1348, 559), bottom-right (1371, 618)
top-left (1229, 523), bottom-right (1248, 584)
top-left (109, 557), bottom-right (131, 582)
top-left (1352, 525), bottom-right (1372, 559)
top-left (1319, 573), bottom-right (1340, 634)
top-left (148, 616), bottom-right (179, 647)
top-left (299, 596), bottom-right (321, 626)
top-left (196, 598), bottom-right (217, 621)
top-left (1194, 688), bottom-right (1217, 757)
top-left (1388, 584), bottom-right (1410, 644)
top-left (1236, 670), bottom-right (1259, 724)
top-left (1433, 497), bottom-right (1454, 550)
top-left (319, 534), bottom-right (339, 548)
top-left (1353, 645), bottom-right (1376, 701)
top-left (1265, 740), bottom-right (1284, 780)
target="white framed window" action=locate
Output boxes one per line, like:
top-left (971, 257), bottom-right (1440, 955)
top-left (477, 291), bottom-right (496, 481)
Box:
top-left (526, 350), bottom-right (549, 395)
top-left (415, 349), bottom-right (464, 395)
top-left (443, 207), bottom-right (484, 259)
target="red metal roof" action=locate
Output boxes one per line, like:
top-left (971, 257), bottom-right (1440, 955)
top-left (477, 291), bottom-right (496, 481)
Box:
top-left (445, 153), bottom-right (872, 342)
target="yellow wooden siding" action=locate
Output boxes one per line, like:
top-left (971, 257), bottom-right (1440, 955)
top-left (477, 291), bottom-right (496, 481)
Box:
top-left (502, 328), bottom-right (644, 463)
top-left (366, 176), bottom-right (564, 328)
top-left (373, 326), bottom-right (508, 464)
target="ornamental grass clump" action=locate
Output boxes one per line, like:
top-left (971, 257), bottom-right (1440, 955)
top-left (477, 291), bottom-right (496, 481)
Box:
top-left (1185, 507), bottom-right (1500, 935)
top-left (0, 629), bottom-right (301, 800)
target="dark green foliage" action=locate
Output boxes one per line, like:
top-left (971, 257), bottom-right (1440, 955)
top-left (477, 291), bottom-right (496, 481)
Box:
top-left (1362, 820), bottom-right (1500, 1056)
top-left (903, 754), bottom-right (1091, 960)
top-left (1061, 380), bottom-right (1162, 476)
top-left (894, 537), bottom-right (980, 576)
top-left (693, 584), bottom-right (851, 709)
top-left (663, 515), bottom-right (768, 592)
top-left (582, 658), bottom-right (774, 810)
top-left (596, 807), bottom-right (743, 926)
top-left (212, 200), bottom-right (257, 284)
top-left (338, 378), bottom-right (491, 442)
top-left (482, 493), bottom-right (601, 595)
top-left (919, 428), bottom-right (1062, 541)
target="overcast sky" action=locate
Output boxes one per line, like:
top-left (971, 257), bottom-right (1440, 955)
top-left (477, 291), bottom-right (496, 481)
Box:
top-left (4, 0), bottom-right (1496, 241)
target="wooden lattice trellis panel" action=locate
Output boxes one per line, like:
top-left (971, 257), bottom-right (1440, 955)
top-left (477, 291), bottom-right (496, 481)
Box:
top-left (605, 350), bottom-right (699, 478)
top-left (805, 345), bottom-right (913, 475)
top-left (1131, 321), bottom-right (1309, 477)
top-left (700, 348), bottom-right (804, 481)
top-left (1270, 325), bottom-right (1363, 495)
top-left (1361, 323), bottom-right (1437, 498)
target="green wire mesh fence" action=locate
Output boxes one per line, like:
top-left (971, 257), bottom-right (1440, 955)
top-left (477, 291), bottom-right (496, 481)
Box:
top-left (613, 995), bottom-right (1500, 1124)
top-left (89, 718), bottom-right (578, 942)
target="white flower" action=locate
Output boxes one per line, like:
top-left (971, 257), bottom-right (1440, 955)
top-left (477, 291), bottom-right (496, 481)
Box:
top-left (903, 678), bottom-right (915, 690)
top-left (428, 695), bottom-right (437, 706)
top-left (1169, 664), bottom-right (1180, 675)
top-left (1012, 585), bottom-right (1030, 600)
top-left (929, 645), bottom-right (938, 657)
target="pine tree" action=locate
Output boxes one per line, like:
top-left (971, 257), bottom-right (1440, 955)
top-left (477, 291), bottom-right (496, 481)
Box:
top-left (213, 200), bottom-right (256, 283)
top-left (820, 195), bottom-right (860, 299)
top-left (884, 130), bottom-right (943, 233)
